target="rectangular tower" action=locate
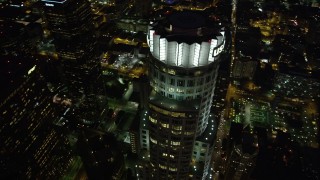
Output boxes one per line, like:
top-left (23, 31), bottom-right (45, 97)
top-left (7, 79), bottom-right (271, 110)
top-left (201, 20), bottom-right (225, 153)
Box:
top-left (42, 0), bottom-right (103, 96)
top-left (0, 55), bottom-right (71, 179)
top-left (41, 0), bottom-right (107, 127)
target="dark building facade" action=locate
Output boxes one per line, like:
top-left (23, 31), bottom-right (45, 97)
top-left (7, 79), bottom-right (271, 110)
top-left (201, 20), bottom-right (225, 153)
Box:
top-left (0, 55), bottom-right (72, 179)
top-left (41, 0), bottom-right (106, 127)
top-left (224, 126), bottom-right (259, 180)
top-left (41, 0), bottom-right (103, 95)
top-left (77, 131), bottom-right (126, 180)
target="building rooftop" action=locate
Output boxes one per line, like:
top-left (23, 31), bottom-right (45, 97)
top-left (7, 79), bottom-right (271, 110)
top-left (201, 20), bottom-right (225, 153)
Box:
top-left (150, 10), bottom-right (224, 44)
top-left (168, 11), bottom-right (206, 29)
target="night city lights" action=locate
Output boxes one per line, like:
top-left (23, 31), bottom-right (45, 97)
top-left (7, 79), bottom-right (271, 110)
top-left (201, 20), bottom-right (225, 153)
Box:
top-left (0, 0), bottom-right (319, 179)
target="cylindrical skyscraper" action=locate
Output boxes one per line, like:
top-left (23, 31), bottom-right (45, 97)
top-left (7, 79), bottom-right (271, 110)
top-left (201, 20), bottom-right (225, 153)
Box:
top-left (144, 11), bottom-right (226, 179)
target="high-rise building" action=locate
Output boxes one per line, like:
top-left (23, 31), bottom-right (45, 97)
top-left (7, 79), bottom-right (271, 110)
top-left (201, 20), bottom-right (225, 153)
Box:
top-left (140, 11), bottom-right (227, 179)
top-left (41, 0), bottom-right (103, 96)
top-left (77, 131), bottom-right (126, 179)
top-left (224, 126), bottom-right (259, 180)
top-left (41, 0), bottom-right (106, 127)
top-left (0, 20), bottom-right (42, 56)
top-left (134, 0), bottom-right (151, 17)
top-left (0, 55), bottom-right (72, 179)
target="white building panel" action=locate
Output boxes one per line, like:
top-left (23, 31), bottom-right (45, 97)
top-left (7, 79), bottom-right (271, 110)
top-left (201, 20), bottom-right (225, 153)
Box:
top-left (167, 41), bottom-right (178, 66)
top-left (148, 27), bottom-right (226, 68)
top-left (153, 34), bottom-right (160, 60)
top-left (220, 31), bottom-right (225, 38)
top-left (159, 38), bottom-right (167, 62)
top-left (177, 43), bottom-right (183, 66)
top-left (199, 42), bottom-right (210, 66)
top-left (217, 35), bottom-right (223, 45)
top-left (188, 43), bottom-right (196, 67)
top-left (208, 39), bottom-right (217, 62)
top-left (182, 43), bottom-right (190, 67)
top-left (148, 29), bottom-right (155, 52)
top-left (193, 43), bottom-right (201, 66)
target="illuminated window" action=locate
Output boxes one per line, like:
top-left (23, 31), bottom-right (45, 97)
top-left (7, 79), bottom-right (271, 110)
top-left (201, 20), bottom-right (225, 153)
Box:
top-left (172, 125), bottom-right (182, 130)
top-left (149, 116), bottom-right (157, 124)
top-left (150, 137), bottom-right (157, 144)
top-left (171, 130), bottom-right (182, 135)
top-left (168, 87), bottom-right (175, 92)
top-left (176, 88), bottom-right (184, 93)
top-left (160, 122), bottom-right (169, 128)
top-left (171, 141), bottom-right (180, 146)
top-left (168, 69), bottom-right (176, 75)
top-left (169, 167), bottom-right (177, 171)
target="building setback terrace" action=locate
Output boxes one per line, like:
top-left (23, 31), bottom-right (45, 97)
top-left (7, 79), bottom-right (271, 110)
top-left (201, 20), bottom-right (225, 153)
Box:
top-left (149, 90), bottom-right (200, 113)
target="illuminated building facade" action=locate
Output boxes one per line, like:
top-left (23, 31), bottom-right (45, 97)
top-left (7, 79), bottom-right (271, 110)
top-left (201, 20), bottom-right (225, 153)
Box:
top-left (140, 11), bottom-right (226, 179)
top-left (0, 56), bottom-right (71, 179)
top-left (41, 0), bottom-right (106, 127)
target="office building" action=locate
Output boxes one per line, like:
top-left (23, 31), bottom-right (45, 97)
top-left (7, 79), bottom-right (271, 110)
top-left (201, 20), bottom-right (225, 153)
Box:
top-left (224, 126), bottom-right (258, 180)
top-left (77, 131), bottom-right (126, 179)
top-left (232, 59), bottom-right (257, 80)
top-left (0, 20), bottom-right (42, 56)
top-left (0, 55), bottom-right (72, 179)
top-left (134, 0), bottom-right (151, 17)
top-left (140, 11), bottom-right (227, 179)
top-left (41, 0), bottom-right (106, 127)
top-left (41, 0), bottom-right (103, 96)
